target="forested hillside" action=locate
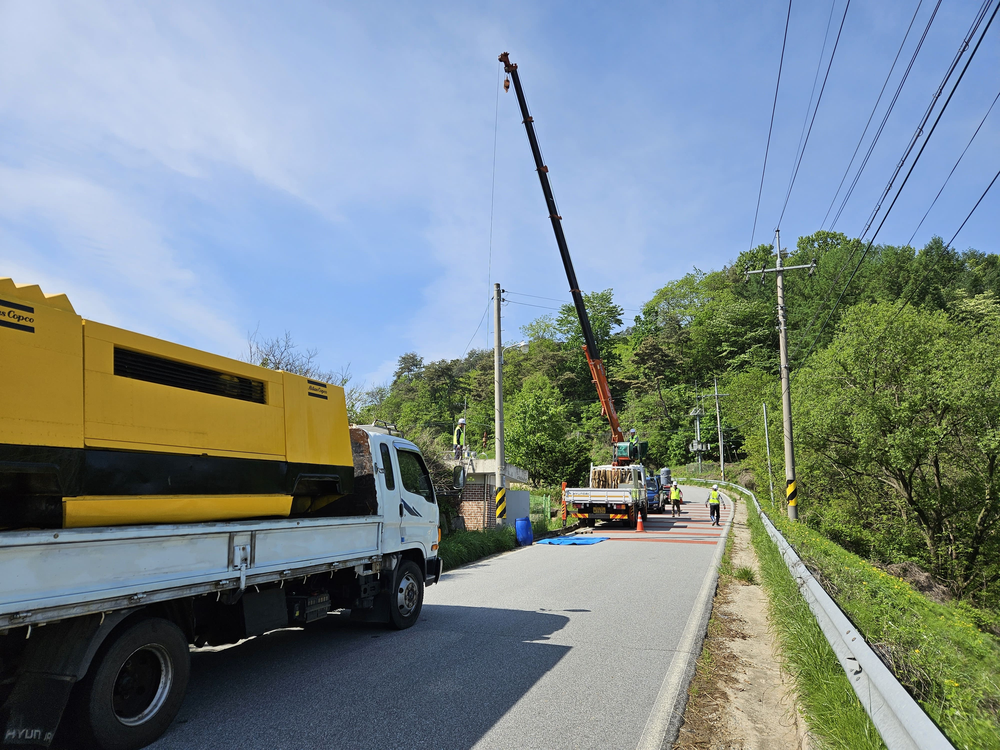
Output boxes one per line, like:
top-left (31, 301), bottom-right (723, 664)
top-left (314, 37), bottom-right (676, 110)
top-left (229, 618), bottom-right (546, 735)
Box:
top-left (340, 230), bottom-right (1000, 607)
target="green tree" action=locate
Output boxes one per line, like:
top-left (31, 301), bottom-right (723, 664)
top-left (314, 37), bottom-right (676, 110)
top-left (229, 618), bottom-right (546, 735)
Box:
top-left (505, 373), bottom-right (589, 486)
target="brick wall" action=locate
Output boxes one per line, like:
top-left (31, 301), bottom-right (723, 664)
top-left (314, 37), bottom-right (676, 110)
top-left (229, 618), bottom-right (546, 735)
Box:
top-left (457, 479), bottom-right (497, 531)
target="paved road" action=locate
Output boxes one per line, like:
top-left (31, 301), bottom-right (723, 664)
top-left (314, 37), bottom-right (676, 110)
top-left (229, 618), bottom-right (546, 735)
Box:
top-left (151, 484), bottom-right (730, 750)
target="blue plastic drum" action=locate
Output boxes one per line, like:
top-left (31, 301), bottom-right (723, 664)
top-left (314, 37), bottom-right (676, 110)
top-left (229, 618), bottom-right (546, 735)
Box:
top-left (514, 516), bottom-right (534, 547)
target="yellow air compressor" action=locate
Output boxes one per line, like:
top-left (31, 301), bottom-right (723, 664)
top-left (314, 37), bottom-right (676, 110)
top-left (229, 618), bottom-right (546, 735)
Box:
top-left (0, 278), bottom-right (353, 529)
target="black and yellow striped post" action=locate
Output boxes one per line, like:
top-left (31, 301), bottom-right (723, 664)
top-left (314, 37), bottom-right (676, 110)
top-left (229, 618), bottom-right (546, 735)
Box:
top-left (786, 478), bottom-right (797, 521)
top-left (495, 487), bottom-right (506, 522)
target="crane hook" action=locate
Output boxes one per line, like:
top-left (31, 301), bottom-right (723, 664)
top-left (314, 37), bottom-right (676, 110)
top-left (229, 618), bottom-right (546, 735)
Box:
top-left (503, 76), bottom-right (510, 93)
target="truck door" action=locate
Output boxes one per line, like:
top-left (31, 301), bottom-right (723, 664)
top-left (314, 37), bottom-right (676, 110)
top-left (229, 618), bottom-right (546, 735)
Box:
top-left (376, 441), bottom-right (402, 546)
top-left (393, 443), bottom-right (438, 551)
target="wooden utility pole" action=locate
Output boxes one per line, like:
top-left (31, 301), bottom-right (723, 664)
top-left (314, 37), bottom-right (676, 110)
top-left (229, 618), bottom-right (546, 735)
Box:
top-left (746, 229), bottom-right (815, 521)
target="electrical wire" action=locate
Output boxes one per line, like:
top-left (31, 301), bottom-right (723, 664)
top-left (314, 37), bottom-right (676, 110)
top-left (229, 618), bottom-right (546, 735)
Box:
top-left (789, 0), bottom-right (943, 360)
top-left (821, 0), bottom-right (926, 228)
top-left (747, 0), bottom-right (793, 252)
top-left (907, 88), bottom-right (1000, 246)
top-left (506, 290), bottom-right (642, 313)
top-left (486, 60), bottom-right (502, 350)
top-left (777, 0), bottom-right (852, 227)
top-left (875, 164), bottom-right (1000, 339)
top-left (462, 297), bottom-right (493, 357)
top-left (792, 0), bottom-right (998, 366)
top-left (856, 0), bottom-right (992, 243)
top-left (828, 0), bottom-right (942, 231)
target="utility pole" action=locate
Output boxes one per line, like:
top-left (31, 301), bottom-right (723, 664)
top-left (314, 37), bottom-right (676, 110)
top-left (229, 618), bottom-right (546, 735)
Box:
top-left (763, 402), bottom-right (775, 507)
top-left (746, 228), bottom-right (814, 521)
top-left (493, 282), bottom-right (505, 507)
top-left (712, 377), bottom-right (730, 481)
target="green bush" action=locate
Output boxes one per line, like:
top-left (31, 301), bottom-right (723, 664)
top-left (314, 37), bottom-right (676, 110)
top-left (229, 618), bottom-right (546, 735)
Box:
top-left (764, 506), bottom-right (1000, 750)
top-left (439, 526), bottom-right (516, 570)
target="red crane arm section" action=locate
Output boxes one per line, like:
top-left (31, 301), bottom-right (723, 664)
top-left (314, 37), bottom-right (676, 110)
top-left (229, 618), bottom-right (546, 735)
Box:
top-left (583, 345), bottom-right (624, 444)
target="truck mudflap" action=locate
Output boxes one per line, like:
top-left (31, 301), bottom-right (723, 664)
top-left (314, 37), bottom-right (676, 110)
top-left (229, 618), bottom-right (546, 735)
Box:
top-left (425, 557), bottom-right (442, 585)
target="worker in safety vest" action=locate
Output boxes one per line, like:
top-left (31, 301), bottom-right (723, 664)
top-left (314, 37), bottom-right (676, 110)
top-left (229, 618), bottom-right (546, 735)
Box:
top-left (628, 428), bottom-right (638, 461)
top-left (706, 484), bottom-right (728, 526)
top-left (669, 481), bottom-right (683, 517)
top-left (453, 418), bottom-right (466, 459)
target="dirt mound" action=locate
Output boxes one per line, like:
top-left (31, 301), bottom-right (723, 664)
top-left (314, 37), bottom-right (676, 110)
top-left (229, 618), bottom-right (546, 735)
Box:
top-left (885, 561), bottom-right (952, 603)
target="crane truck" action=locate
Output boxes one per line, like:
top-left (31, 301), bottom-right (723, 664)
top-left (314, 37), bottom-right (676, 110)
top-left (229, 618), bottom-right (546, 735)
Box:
top-left (499, 51), bottom-right (648, 527)
top-left (0, 278), bottom-right (442, 749)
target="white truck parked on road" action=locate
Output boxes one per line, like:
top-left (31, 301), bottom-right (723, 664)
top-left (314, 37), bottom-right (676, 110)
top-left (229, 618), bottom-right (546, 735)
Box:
top-left (0, 424), bottom-right (441, 750)
top-left (0, 276), bottom-right (442, 750)
top-left (565, 464), bottom-right (648, 529)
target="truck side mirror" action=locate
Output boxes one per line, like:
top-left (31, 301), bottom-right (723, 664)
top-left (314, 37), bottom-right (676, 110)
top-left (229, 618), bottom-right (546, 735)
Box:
top-left (452, 466), bottom-right (466, 490)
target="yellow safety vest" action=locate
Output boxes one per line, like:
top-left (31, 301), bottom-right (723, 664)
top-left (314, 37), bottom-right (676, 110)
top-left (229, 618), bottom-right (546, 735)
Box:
top-left (710, 490), bottom-right (720, 502)
top-left (670, 487), bottom-right (680, 500)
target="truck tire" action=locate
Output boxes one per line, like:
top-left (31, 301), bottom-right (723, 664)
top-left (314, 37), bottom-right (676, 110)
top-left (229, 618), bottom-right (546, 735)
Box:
top-left (388, 560), bottom-right (424, 630)
top-left (72, 617), bottom-right (190, 750)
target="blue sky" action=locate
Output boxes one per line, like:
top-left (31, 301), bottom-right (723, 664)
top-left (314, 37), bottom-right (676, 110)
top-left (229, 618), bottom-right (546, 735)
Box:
top-left (1, 1), bottom-right (996, 386)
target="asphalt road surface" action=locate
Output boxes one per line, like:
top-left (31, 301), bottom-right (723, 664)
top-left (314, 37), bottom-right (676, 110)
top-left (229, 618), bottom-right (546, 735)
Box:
top-left (150, 484), bottom-right (731, 750)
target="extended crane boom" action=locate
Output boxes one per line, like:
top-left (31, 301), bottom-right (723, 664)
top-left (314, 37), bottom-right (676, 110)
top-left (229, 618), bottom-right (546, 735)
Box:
top-left (499, 51), bottom-right (624, 447)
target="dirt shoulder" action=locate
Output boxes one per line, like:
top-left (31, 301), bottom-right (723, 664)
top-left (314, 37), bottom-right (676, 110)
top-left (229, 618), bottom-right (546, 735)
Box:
top-left (673, 499), bottom-right (811, 750)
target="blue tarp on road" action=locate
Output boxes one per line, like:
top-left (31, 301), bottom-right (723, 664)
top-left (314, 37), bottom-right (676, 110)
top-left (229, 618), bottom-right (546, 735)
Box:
top-left (536, 536), bottom-right (609, 545)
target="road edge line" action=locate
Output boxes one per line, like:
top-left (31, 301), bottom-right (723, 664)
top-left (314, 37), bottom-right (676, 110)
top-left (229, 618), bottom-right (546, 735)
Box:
top-left (635, 500), bottom-right (733, 750)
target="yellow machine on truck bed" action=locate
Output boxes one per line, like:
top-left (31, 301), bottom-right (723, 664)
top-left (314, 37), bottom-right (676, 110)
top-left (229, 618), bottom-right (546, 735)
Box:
top-left (0, 277), bottom-right (354, 529)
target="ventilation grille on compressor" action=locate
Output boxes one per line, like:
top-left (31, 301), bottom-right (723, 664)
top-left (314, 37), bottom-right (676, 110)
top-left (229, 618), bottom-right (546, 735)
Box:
top-left (114, 348), bottom-right (266, 404)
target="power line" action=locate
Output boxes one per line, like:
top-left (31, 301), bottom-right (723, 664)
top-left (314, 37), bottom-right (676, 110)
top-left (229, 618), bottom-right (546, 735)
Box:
top-left (856, 0), bottom-right (992, 243)
top-left (821, 0), bottom-right (928, 228)
top-left (871, 165), bottom-right (1000, 348)
top-left (747, 0), bottom-right (793, 252)
top-left (793, 0), bottom-right (998, 365)
top-left (505, 299), bottom-right (562, 312)
top-left (828, 0), bottom-right (942, 231)
top-left (505, 290), bottom-right (642, 313)
top-left (486, 60), bottom-right (502, 350)
top-left (462, 297), bottom-right (493, 357)
top-left (791, 0), bottom-right (942, 360)
top-left (907, 88), bottom-right (1000, 246)
top-left (777, 0), bottom-right (851, 227)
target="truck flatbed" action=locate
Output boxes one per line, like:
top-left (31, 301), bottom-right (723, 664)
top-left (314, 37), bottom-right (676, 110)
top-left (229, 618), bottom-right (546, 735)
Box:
top-left (0, 515), bottom-right (385, 631)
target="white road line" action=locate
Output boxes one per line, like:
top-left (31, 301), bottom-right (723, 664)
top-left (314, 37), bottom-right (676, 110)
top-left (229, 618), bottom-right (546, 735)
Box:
top-left (634, 509), bottom-right (733, 750)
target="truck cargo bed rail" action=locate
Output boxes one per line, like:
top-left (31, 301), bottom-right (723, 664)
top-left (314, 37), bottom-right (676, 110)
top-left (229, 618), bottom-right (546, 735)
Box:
top-left (0, 516), bottom-right (383, 629)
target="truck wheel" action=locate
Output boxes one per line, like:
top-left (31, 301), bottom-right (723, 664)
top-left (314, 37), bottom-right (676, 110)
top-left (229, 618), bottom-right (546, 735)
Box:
top-left (73, 617), bottom-right (190, 750)
top-left (389, 560), bottom-right (424, 630)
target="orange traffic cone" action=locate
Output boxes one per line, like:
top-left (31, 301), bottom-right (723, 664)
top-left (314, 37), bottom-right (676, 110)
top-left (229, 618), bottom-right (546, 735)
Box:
top-left (636, 509), bottom-right (645, 533)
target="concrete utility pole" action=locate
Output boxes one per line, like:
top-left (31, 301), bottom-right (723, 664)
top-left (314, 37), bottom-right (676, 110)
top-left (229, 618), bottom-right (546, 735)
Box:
top-left (712, 378), bottom-right (730, 481)
top-left (746, 228), bottom-right (815, 521)
top-left (493, 283), bottom-right (505, 498)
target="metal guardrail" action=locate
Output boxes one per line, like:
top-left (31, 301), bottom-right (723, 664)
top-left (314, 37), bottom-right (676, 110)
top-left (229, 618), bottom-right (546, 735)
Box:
top-left (676, 478), bottom-right (955, 750)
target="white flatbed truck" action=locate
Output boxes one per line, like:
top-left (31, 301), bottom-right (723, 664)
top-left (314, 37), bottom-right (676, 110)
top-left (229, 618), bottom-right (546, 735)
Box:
top-left (0, 425), bottom-right (442, 750)
top-left (565, 464), bottom-right (648, 528)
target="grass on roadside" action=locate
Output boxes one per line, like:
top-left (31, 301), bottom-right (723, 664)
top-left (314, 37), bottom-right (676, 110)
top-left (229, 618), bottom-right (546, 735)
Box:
top-left (762, 505), bottom-right (1000, 750)
top-left (746, 499), bottom-right (887, 750)
top-left (439, 525), bottom-right (516, 570)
